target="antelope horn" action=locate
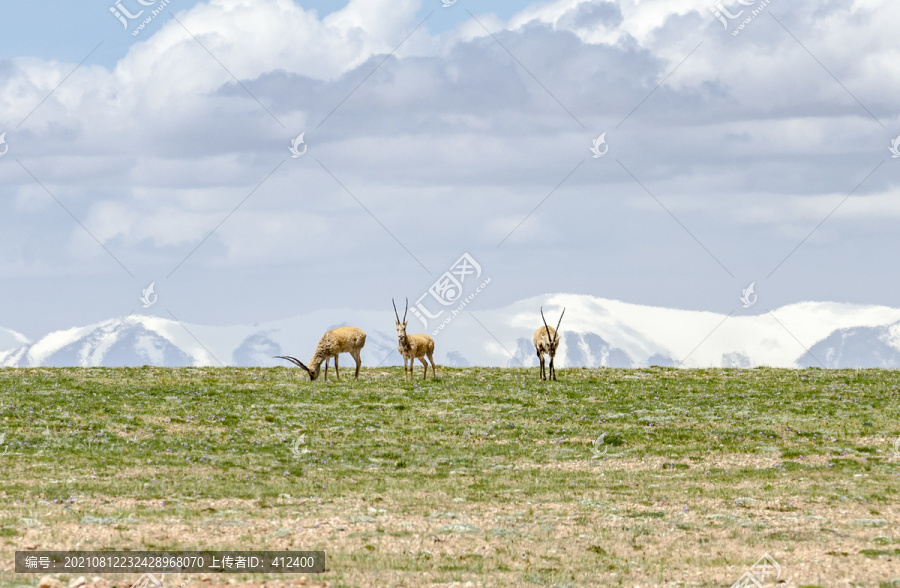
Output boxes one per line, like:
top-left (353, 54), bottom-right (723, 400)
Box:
top-left (555, 308), bottom-right (566, 335)
top-left (274, 355), bottom-right (312, 374)
top-left (541, 306), bottom-right (552, 340)
top-left (404, 297), bottom-right (409, 324)
top-left (393, 298), bottom-right (401, 323)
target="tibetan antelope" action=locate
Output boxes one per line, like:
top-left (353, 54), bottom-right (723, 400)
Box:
top-left (534, 306), bottom-right (565, 381)
top-left (393, 298), bottom-right (436, 380)
top-left (275, 326), bottom-right (366, 381)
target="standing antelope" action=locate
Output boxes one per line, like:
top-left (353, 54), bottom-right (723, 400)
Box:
top-left (393, 298), bottom-right (436, 380)
top-left (534, 306), bottom-right (565, 381)
top-left (275, 326), bottom-right (366, 381)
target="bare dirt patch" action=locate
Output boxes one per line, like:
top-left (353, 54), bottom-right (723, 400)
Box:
top-left (6, 455), bottom-right (900, 587)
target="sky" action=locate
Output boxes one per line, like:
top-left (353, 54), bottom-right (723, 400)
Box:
top-left (0, 0), bottom-right (898, 340)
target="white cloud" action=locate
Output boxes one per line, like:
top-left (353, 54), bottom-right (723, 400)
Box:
top-left (14, 184), bottom-right (51, 213)
top-left (2, 0), bottom-right (900, 333)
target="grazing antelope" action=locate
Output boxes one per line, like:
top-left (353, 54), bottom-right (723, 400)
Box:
top-left (275, 326), bottom-right (366, 381)
top-left (393, 298), bottom-right (436, 380)
top-left (534, 306), bottom-right (565, 381)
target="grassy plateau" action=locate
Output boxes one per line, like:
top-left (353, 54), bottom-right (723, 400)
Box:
top-left (0, 366), bottom-right (899, 587)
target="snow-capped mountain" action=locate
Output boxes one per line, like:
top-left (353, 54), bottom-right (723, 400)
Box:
top-left (797, 323), bottom-right (900, 369)
top-left (4, 294), bottom-right (900, 369)
top-left (0, 327), bottom-right (29, 367)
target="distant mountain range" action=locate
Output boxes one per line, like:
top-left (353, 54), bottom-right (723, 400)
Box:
top-left (3, 294), bottom-right (900, 369)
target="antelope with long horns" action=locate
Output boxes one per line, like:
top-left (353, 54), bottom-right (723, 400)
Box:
top-left (393, 298), bottom-right (436, 380)
top-left (534, 306), bottom-right (565, 381)
top-left (275, 326), bottom-right (366, 381)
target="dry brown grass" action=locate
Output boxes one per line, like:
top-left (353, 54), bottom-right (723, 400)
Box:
top-left (5, 454), bottom-right (900, 587)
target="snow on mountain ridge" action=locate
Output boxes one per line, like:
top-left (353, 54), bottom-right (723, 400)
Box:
top-left (25, 320), bottom-right (117, 367)
top-left (4, 295), bottom-right (900, 368)
top-left (520, 295), bottom-right (900, 368)
top-left (0, 326), bottom-right (28, 347)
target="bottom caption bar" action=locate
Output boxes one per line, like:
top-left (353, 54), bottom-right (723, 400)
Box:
top-left (15, 551), bottom-right (325, 574)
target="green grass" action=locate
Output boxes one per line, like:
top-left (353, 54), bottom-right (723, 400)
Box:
top-left (1, 366), bottom-right (899, 586)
